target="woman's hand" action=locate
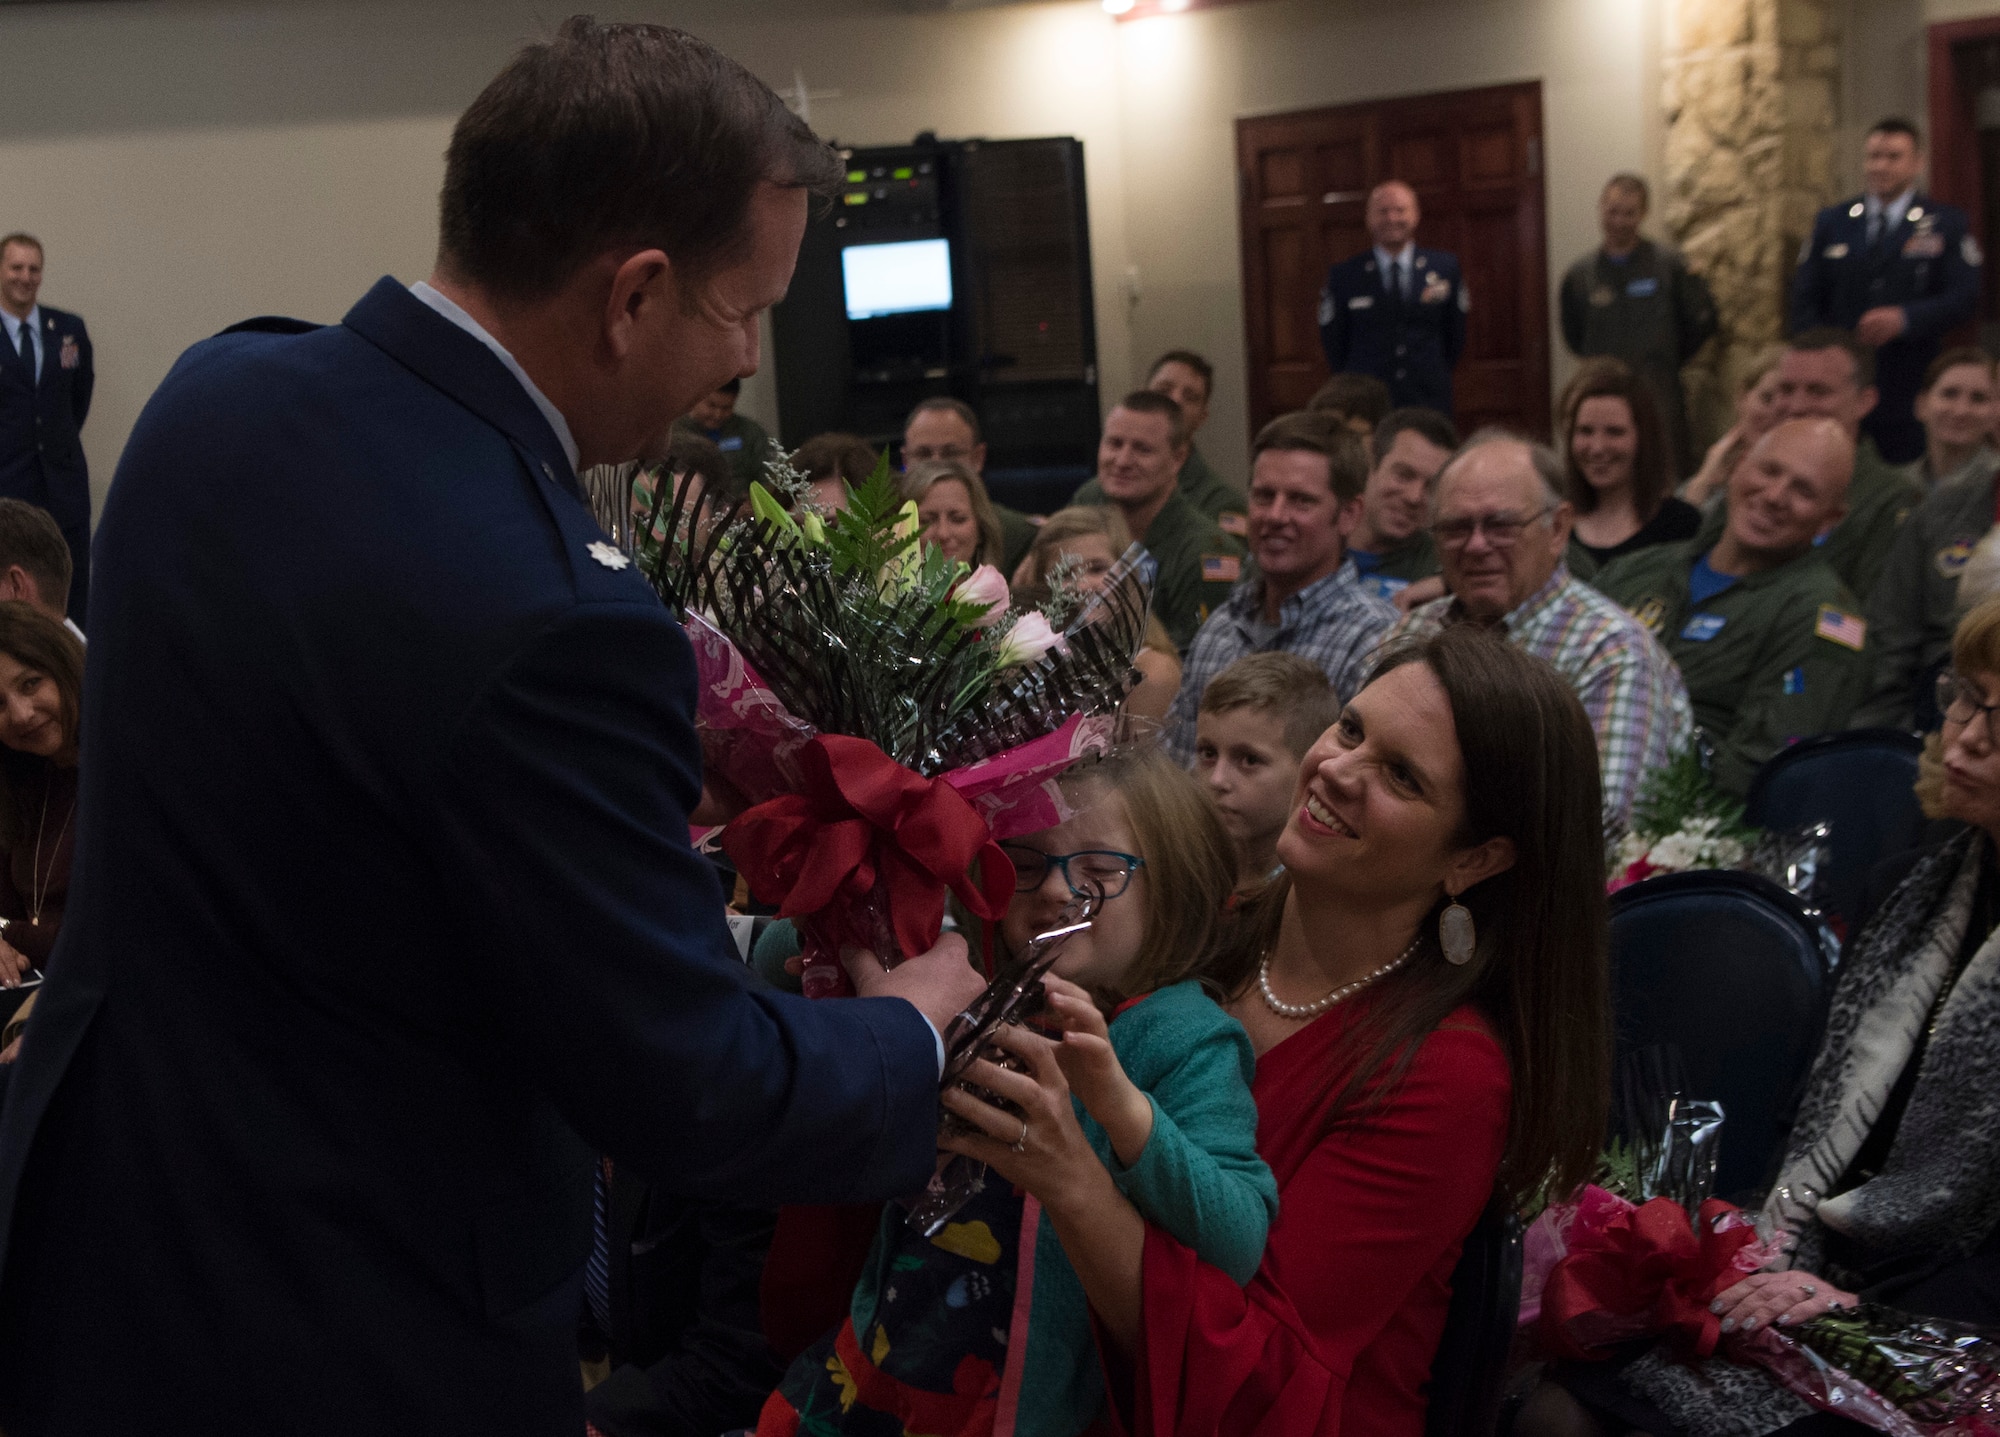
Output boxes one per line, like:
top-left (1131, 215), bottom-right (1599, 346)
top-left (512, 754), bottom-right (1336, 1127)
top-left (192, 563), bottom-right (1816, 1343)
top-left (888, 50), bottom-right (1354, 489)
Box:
top-left (0, 934), bottom-right (31, 988)
top-left (939, 1019), bottom-right (1110, 1208)
top-left (1040, 976), bottom-right (1153, 1167)
top-left (1681, 424), bottom-right (1745, 505)
top-left (1711, 1268), bottom-right (1858, 1334)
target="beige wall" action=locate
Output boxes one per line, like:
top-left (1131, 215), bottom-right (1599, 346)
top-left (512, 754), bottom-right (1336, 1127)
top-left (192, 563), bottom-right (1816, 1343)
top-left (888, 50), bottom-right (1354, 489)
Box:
top-left (0, 0), bottom-right (1670, 517)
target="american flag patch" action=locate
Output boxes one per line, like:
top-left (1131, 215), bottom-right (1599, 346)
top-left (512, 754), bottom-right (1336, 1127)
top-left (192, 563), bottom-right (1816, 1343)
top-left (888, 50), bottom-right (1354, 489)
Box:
top-left (1202, 554), bottom-right (1242, 583)
top-left (1814, 605), bottom-right (1867, 651)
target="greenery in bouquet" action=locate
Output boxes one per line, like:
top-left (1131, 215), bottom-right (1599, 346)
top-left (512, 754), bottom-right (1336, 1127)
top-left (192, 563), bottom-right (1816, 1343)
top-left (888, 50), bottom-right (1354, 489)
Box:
top-left (1613, 745), bottom-right (1761, 891)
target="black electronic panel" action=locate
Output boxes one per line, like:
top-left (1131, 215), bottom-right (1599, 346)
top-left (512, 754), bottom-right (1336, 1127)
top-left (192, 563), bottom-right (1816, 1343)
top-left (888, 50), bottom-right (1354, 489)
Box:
top-left (770, 135), bottom-right (1100, 500)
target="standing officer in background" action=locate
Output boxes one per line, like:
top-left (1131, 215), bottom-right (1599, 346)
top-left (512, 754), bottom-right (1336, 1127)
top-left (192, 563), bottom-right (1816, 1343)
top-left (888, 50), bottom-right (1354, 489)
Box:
top-left (1561, 174), bottom-right (1717, 477)
top-left (0, 234), bottom-right (92, 629)
top-left (1790, 118), bottom-right (1980, 465)
top-left (1318, 180), bottom-right (1468, 415)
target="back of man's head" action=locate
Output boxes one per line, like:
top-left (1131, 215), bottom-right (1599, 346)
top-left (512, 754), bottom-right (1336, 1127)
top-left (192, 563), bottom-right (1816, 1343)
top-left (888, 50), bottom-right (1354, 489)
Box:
top-left (438, 18), bottom-right (840, 302)
top-left (1309, 372), bottom-right (1394, 431)
top-left (0, 500), bottom-right (70, 621)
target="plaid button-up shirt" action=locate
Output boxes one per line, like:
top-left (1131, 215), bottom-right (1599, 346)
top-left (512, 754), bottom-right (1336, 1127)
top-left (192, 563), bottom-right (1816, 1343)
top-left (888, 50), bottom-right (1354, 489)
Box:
top-left (1163, 559), bottom-right (1399, 764)
top-left (1389, 567), bottom-right (1692, 838)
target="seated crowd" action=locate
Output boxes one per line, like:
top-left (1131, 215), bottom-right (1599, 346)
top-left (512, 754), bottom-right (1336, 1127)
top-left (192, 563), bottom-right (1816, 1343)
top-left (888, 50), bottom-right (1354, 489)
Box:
top-left (558, 307), bottom-right (2000, 1437)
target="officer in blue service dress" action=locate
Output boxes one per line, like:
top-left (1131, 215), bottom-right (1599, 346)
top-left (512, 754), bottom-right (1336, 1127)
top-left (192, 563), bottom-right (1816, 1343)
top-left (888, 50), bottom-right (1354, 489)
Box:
top-left (0, 235), bottom-right (92, 629)
top-left (1790, 117), bottom-right (1981, 466)
top-left (1318, 180), bottom-right (1468, 416)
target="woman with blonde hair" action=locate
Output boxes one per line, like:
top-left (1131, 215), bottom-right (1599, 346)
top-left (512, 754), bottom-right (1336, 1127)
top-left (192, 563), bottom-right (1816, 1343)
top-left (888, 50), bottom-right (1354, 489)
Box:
top-left (1013, 505), bottom-right (1182, 724)
top-left (900, 459), bottom-right (1004, 569)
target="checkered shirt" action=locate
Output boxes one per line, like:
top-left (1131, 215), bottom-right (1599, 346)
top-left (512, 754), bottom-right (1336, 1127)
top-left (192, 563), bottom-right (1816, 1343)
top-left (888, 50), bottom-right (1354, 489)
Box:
top-left (1388, 567), bottom-right (1692, 840)
top-left (1163, 559), bottom-right (1399, 765)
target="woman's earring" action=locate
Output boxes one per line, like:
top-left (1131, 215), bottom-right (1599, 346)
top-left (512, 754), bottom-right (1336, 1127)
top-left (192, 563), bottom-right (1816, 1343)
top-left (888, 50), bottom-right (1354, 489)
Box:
top-left (1440, 895), bottom-right (1476, 966)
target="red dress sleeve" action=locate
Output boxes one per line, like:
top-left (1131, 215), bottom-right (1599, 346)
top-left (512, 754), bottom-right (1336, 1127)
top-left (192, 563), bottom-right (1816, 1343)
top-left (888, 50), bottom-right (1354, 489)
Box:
top-left (1132, 1012), bottom-right (1512, 1437)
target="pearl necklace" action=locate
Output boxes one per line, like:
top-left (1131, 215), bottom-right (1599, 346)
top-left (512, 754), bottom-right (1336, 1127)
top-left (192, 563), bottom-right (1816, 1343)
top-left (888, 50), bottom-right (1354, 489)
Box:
top-left (1256, 936), bottom-right (1420, 1020)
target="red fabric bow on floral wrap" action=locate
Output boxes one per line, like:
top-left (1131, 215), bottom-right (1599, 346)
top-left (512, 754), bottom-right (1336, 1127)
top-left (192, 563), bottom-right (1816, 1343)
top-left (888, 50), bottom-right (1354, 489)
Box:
top-left (723, 734), bottom-right (1015, 998)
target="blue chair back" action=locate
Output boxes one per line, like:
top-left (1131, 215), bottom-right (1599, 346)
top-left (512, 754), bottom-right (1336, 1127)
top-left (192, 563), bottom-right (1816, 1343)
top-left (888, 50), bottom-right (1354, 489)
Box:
top-left (1423, 1197), bottom-right (1522, 1437)
top-left (1607, 870), bottom-right (1829, 1202)
top-left (1744, 728), bottom-right (1925, 934)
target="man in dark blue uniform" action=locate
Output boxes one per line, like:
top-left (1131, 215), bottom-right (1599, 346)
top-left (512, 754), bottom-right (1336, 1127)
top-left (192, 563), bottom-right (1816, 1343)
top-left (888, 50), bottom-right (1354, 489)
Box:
top-left (0, 21), bottom-right (982, 1436)
top-left (1318, 180), bottom-right (1468, 415)
top-left (0, 234), bottom-right (92, 628)
top-left (1789, 117), bottom-right (1981, 465)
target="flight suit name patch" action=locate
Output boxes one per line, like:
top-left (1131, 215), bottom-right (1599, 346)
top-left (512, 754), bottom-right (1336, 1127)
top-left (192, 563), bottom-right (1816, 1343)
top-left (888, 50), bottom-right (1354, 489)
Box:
top-left (1625, 277), bottom-right (1659, 298)
top-left (1815, 605), bottom-right (1868, 651)
top-left (1938, 538), bottom-right (1977, 579)
top-left (1679, 613), bottom-right (1727, 642)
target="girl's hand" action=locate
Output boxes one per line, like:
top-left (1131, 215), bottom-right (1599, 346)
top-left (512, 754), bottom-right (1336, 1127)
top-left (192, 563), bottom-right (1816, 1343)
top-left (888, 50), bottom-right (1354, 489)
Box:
top-left (1710, 1269), bottom-right (1858, 1334)
top-left (1039, 976), bottom-right (1153, 1166)
top-left (939, 1020), bottom-right (1112, 1212)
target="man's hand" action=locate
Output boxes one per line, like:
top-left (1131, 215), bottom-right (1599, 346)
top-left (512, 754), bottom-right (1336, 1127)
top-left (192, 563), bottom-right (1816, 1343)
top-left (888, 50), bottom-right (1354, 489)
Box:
top-left (1856, 305), bottom-right (1907, 346)
top-left (1395, 575), bottom-right (1446, 614)
top-left (843, 934), bottom-right (986, 1043)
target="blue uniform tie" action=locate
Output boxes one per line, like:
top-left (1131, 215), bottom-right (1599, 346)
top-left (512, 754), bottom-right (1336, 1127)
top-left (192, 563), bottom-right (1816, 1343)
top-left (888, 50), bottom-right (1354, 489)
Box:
top-left (14, 319), bottom-right (31, 380)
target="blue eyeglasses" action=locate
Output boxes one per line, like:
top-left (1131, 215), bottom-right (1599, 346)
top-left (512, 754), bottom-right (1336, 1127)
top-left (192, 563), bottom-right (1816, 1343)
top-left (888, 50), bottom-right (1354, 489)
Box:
top-left (998, 844), bottom-right (1146, 900)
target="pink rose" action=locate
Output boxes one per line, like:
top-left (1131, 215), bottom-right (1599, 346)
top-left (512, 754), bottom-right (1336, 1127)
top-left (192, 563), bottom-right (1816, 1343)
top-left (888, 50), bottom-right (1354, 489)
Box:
top-left (994, 611), bottom-right (1066, 667)
top-left (955, 564), bottom-right (1012, 628)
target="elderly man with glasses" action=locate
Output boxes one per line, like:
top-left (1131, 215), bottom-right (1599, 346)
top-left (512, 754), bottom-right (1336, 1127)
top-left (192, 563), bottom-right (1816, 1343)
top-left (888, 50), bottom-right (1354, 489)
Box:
top-left (1387, 429), bottom-right (1691, 838)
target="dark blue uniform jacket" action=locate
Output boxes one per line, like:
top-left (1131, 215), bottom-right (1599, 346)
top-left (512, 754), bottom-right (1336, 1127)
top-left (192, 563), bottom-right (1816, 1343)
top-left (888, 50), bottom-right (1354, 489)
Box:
top-left (1318, 246), bottom-right (1467, 413)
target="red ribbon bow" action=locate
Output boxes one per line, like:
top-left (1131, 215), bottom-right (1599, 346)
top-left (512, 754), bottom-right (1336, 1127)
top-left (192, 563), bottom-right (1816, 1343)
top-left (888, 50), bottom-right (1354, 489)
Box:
top-left (721, 734), bottom-right (1014, 962)
top-left (1541, 1197), bottom-right (1758, 1362)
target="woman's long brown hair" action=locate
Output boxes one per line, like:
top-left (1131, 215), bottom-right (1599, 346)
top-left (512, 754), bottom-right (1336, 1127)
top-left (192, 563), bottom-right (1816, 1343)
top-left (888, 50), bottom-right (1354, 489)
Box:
top-left (1210, 625), bottom-right (1611, 1207)
top-left (1558, 356), bottom-right (1672, 524)
top-left (0, 601), bottom-right (84, 849)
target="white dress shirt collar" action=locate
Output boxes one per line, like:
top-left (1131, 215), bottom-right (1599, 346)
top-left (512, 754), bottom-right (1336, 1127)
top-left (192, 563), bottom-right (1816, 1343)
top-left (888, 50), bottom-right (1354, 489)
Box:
top-left (1374, 241), bottom-right (1416, 272)
top-left (408, 281), bottom-right (579, 473)
top-left (2, 306), bottom-right (42, 377)
top-left (1867, 187), bottom-right (1917, 231)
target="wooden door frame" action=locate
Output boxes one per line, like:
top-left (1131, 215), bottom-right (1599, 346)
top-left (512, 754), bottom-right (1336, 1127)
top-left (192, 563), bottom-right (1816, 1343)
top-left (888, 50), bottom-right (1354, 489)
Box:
top-left (1926, 16), bottom-right (2000, 217)
top-left (1234, 79), bottom-right (1550, 439)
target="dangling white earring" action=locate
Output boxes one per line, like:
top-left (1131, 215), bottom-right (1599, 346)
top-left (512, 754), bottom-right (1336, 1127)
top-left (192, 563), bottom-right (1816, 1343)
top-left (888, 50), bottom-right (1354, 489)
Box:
top-left (1440, 894), bottom-right (1476, 966)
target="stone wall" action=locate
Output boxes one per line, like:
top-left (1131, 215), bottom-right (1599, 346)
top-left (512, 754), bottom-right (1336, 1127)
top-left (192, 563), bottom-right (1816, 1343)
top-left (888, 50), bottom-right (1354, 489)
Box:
top-left (1663, 0), bottom-right (1839, 449)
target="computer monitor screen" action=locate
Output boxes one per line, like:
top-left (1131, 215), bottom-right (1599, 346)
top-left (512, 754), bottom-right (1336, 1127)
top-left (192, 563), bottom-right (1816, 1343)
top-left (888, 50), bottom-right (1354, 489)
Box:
top-left (841, 238), bottom-right (953, 321)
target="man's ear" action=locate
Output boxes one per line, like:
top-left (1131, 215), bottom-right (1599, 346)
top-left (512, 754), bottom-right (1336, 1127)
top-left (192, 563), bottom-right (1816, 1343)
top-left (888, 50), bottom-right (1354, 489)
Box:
top-left (970, 442), bottom-right (989, 479)
top-left (603, 249), bottom-right (672, 360)
top-left (1335, 496), bottom-right (1365, 539)
top-left (1548, 500), bottom-right (1576, 549)
top-left (0, 566), bottom-right (31, 604)
top-left (1858, 385), bottom-right (1880, 421)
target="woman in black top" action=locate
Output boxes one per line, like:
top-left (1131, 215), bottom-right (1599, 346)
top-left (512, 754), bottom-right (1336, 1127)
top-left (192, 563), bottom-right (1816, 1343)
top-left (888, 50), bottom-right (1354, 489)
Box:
top-left (0, 603), bottom-right (82, 993)
top-left (1561, 357), bottom-right (1701, 568)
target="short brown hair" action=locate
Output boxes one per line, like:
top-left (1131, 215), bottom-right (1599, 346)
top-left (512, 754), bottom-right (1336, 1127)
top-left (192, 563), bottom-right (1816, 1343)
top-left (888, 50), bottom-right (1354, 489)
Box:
top-left (1112, 389), bottom-right (1185, 449)
top-left (1198, 652), bottom-right (1340, 757)
top-left (900, 460), bottom-right (1003, 568)
top-left (904, 396), bottom-right (982, 444)
top-left (1308, 372), bottom-right (1393, 428)
top-left (1252, 411), bottom-right (1370, 504)
top-left (0, 234), bottom-right (42, 261)
top-left (0, 601), bottom-right (83, 844)
top-left (1557, 358), bottom-right (1672, 520)
top-left (791, 432), bottom-right (880, 488)
top-left (0, 500), bottom-right (72, 612)
top-left (1603, 172), bottom-right (1650, 208)
top-left (1921, 346), bottom-right (1996, 393)
top-left (1148, 349), bottom-right (1214, 398)
top-left (438, 17), bottom-right (841, 302)
top-left (1919, 596), bottom-right (2000, 817)
top-left (1788, 326), bottom-right (1877, 390)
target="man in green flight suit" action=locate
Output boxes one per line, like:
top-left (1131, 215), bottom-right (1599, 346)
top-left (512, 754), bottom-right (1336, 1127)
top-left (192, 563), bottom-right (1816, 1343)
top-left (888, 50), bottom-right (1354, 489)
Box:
top-left (1073, 350), bottom-right (1247, 535)
top-left (1346, 406), bottom-right (1457, 603)
top-left (1598, 417), bottom-right (1873, 796)
top-left (1089, 389), bottom-right (1243, 650)
top-left (675, 378), bottom-right (773, 492)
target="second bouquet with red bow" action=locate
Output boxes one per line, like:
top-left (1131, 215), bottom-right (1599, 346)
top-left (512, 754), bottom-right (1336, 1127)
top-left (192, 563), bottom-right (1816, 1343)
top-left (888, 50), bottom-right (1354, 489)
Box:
top-left (637, 453), bottom-right (1152, 997)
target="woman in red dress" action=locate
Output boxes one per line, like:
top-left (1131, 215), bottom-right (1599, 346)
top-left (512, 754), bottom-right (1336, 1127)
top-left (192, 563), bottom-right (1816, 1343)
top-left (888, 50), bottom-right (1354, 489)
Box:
top-left (942, 625), bottom-right (1612, 1436)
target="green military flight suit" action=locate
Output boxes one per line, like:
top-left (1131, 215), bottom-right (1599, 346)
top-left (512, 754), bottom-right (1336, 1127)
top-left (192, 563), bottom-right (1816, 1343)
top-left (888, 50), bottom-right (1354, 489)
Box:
top-left (1855, 452), bottom-right (2000, 728)
top-left (993, 504), bottom-right (1038, 576)
top-left (1692, 437), bottom-right (1920, 605)
top-left (1135, 489), bottom-right (1245, 651)
top-left (1597, 540), bottom-right (1872, 796)
top-left (1074, 443), bottom-right (1247, 533)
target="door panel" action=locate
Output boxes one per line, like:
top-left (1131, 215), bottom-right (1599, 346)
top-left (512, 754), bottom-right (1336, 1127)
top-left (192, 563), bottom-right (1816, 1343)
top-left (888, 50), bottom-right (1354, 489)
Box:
top-left (1237, 81), bottom-right (1549, 439)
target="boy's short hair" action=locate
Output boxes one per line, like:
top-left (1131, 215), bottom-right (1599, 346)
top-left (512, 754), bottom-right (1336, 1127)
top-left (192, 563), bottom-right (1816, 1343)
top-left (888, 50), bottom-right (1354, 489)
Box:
top-left (1307, 371), bottom-right (1393, 427)
top-left (1198, 652), bottom-right (1341, 757)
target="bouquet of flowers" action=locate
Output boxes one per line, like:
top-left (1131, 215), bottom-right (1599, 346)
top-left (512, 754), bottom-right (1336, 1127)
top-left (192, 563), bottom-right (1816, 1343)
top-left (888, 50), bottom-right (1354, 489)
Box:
top-left (1613, 747), bottom-right (1761, 891)
top-left (1522, 1106), bottom-right (2000, 1435)
top-left (633, 449), bottom-right (1151, 997)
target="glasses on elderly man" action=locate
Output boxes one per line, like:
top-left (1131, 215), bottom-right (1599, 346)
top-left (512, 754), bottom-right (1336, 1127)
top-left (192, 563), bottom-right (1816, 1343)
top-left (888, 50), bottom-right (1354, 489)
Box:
top-left (1430, 503), bottom-right (1556, 550)
top-left (998, 844), bottom-right (1145, 900)
top-left (1937, 670), bottom-right (2000, 733)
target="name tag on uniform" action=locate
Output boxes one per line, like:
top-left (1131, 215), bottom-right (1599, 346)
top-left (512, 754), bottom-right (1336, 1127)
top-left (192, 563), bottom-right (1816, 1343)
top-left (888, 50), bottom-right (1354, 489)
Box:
top-left (1347, 294), bottom-right (1374, 310)
top-left (1624, 277), bottom-right (1659, 298)
top-left (1822, 242), bottom-right (1850, 259)
top-left (1679, 613), bottom-right (1728, 642)
top-left (717, 436), bottom-right (744, 451)
top-left (1782, 667), bottom-right (1806, 696)
top-left (1202, 554), bottom-right (1242, 584)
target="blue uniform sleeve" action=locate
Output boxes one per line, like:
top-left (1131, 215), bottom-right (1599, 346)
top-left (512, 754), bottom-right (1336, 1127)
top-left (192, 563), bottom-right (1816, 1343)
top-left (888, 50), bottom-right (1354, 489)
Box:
top-left (1901, 209), bottom-right (1982, 341)
top-left (1789, 211), bottom-right (1834, 334)
top-left (71, 318), bottom-right (93, 430)
top-left (1444, 259), bottom-right (1468, 366)
top-left (1107, 1003), bottom-right (1277, 1286)
top-left (435, 599), bottom-right (942, 1206)
top-left (1319, 268), bottom-right (1348, 373)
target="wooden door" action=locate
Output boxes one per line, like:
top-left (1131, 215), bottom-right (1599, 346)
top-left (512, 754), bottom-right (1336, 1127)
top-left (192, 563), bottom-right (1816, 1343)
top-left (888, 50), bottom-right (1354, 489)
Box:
top-left (1237, 82), bottom-right (1550, 439)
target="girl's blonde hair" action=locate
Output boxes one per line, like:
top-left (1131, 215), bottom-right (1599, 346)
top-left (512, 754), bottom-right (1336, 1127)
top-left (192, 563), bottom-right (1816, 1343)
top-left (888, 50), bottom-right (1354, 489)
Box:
top-left (900, 460), bottom-right (1004, 569)
top-left (1918, 596), bottom-right (2000, 818)
top-left (1013, 505), bottom-right (1176, 660)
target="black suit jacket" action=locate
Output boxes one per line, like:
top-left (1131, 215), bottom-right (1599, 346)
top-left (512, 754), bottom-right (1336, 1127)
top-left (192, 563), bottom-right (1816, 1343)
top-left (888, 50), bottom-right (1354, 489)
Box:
top-left (0, 304), bottom-right (93, 529)
top-left (0, 279), bottom-right (939, 1435)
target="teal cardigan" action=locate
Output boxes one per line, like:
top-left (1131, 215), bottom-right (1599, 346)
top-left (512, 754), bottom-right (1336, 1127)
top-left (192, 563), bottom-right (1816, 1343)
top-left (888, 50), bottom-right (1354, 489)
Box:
top-left (851, 978), bottom-right (1277, 1437)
